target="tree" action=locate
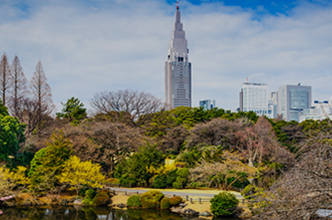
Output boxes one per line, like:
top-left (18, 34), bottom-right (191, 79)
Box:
top-left (91, 89), bottom-right (164, 126)
top-left (126, 144), bottom-right (165, 187)
top-left (8, 55), bottom-right (27, 119)
top-left (58, 155), bottom-right (105, 196)
top-left (0, 53), bottom-right (12, 106)
top-left (0, 100), bottom-right (25, 163)
top-left (29, 60), bottom-right (53, 132)
top-left (56, 97), bottom-right (87, 124)
top-left (88, 121), bottom-right (145, 175)
top-left (29, 130), bottom-right (71, 187)
top-left (251, 133), bottom-right (332, 219)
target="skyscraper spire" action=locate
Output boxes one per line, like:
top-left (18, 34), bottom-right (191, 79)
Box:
top-left (165, 3), bottom-right (192, 109)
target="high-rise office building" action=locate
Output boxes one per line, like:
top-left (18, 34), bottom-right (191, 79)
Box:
top-left (199, 99), bottom-right (216, 110)
top-left (278, 84), bottom-right (312, 122)
top-left (165, 2), bottom-right (192, 109)
top-left (239, 82), bottom-right (268, 116)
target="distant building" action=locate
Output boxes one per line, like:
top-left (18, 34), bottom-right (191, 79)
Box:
top-left (165, 2), bottom-right (192, 108)
top-left (239, 82), bottom-right (268, 116)
top-left (199, 99), bottom-right (216, 110)
top-left (268, 91), bottom-right (278, 119)
top-left (299, 99), bottom-right (332, 122)
top-left (278, 84), bottom-right (312, 122)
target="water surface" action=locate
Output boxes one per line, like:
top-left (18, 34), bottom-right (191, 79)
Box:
top-left (0, 207), bottom-right (241, 220)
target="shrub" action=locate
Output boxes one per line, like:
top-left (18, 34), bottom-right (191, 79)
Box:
top-left (189, 182), bottom-right (199, 189)
top-left (166, 169), bottom-right (178, 187)
top-left (210, 192), bottom-right (239, 217)
top-left (140, 190), bottom-right (164, 208)
top-left (174, 168), bottom-right (190, 188)
top-left (153, 174), bottom-right (168, 189)
top-left (92, 191), bottom-right (110, 206)
top-left (121, 177), bottom-right (137, 187)
top-left (82, 189), bottom-right (96, 205)
top-left (106, 178), bottom-right (120, 185)
top-left (160, 197), bottom-right (171, 209)
top-left (169, 196), bottom-right (182, 206)
top-left (127, 195), bottom-right (141, 208)
top-left (172, 181), bottom-right (182, 189)
top-left (176, 168), bottom-right (189, 178)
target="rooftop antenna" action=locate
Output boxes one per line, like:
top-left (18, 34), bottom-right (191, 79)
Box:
top-left (177, 0), bottom-right (179, 10)
top-left (246, 77), bottom-right (248, 82)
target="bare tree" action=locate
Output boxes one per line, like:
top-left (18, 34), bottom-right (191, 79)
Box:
top-left (91, 89), bottom-right (164, 126)
top-left (8, 55), bottom-right (27, 119)
top-left (29, 60), bottom-right (53, 132)
top-left (0, 52), bottom-right (12, 106)
top-left (251, 133), bottom-right (332, 220)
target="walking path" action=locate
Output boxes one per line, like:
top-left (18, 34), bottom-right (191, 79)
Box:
top-left (107, 187), bottom-right (243, 199)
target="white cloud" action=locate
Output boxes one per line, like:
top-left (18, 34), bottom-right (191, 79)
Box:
top-left (0, 0), bottom-right (332, 113)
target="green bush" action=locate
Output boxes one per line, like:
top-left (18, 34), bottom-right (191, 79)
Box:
top-left (172, 181), bottom-right (182, 189)
top-left (160, 197), bottom-right (171, 209)
top-left (176, 168), bottom-right (189, 178)
top-left (83, 189), bottom-right (96, 205)
top-left (189, 182), bottom-right (199, 189)
top-left (92, 191), bottom-right (110, 206)
top-left (210, 192), bottom-right (239, 217)
top-left (169, 196), bottom-right (182, 206)
top-left (140, 190), bottom-right (164, 209)
top-left (106, 178), bottom-right (120, 185)
top-left (121, 177), bottom-right (137, 187)
top-left (127, 195), bottom-right (142, 208)
top-left (174, 168), bottom-right (189, 188)
top-left (166, 169), bottom-right (178, 187)
top-left (153, 174), bottom-right (168, 189)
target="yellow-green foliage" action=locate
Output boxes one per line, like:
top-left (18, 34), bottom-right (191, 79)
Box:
top-left (169, 196), bottom-right (182, 206)
top-left (160, 197), bottom-right (171, 209)
top-left (140, 190), bottom-right (164, 209)
top-left (58, 156), bottom-right (105, 194)
top-left (0, 166), bottom-right (29, 196)
top-left (92, 191), bottom-right (109, 206)
top-left (127, 195), bottom-right (142, 208)
top-left (105, 178), bottom-right (120, 185)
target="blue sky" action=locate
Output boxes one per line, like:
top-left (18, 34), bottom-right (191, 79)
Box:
top-left (0, 0), bottom-right (332, 113)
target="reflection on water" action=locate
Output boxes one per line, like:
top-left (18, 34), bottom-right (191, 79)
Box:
top-left (0, 207), bottom-right (241, 220)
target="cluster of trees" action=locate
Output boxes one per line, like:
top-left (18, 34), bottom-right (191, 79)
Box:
top-left (1, 63), bottom-right (332, 216)
top-left (0, 53), bottom-right (53, 138)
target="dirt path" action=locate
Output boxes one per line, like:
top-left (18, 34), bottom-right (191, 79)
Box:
top-left (108, 187), bottom-right (242, 198)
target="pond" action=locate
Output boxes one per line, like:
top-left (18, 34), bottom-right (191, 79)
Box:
top-left (0, 207), bottom-right (241, 220)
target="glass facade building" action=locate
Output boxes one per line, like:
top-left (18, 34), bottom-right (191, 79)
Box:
top-left (278, 84), bottom-right (312, 122)
top-left (199, 99), bottom-right (216, 110)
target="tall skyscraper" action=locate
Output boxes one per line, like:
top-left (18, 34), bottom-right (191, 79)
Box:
top-left (278, 84), bottom-right (312, 122)
top-left (239, 82), bottom-right (268, 116)
top-left (165, 2), bottom-right (192, 109)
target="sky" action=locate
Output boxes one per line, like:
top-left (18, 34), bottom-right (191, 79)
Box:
top-left (1, 0), bottom-right (332, 113)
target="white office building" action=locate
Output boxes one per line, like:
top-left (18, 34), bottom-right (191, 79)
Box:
top-left (239, 82), bottom-right (268, 116)
top-left (299, 98), bottom-right (332, 122)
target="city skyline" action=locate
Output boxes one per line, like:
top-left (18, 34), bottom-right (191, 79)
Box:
top-left (1, 0), bottom-right (332, 112)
